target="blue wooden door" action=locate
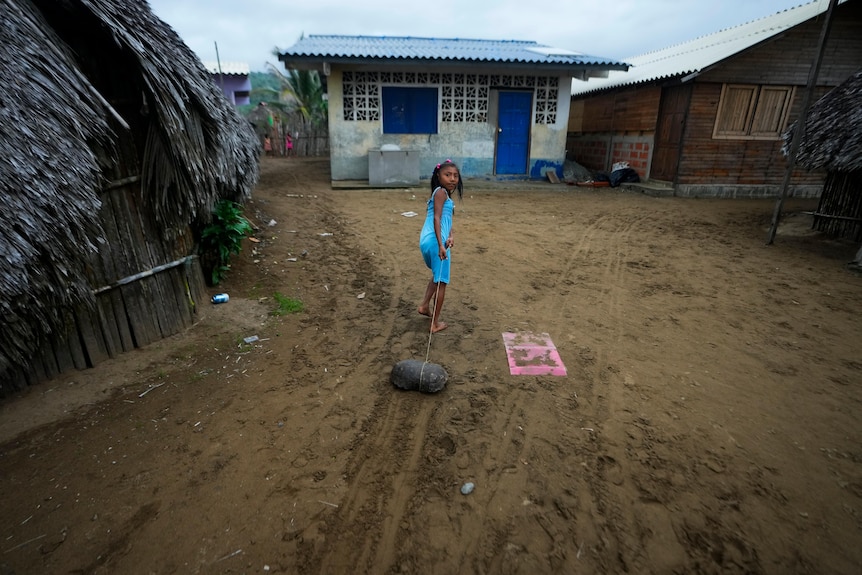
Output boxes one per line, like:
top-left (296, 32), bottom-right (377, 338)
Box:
top-left (495, 91), bottom-right (532, 174)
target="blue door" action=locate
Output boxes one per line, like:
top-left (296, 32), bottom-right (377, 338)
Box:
top-left (495, 91), bottom-right (532, 174)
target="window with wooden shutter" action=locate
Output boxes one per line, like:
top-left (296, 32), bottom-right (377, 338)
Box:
top-left (713, 84), bottom-right (795, 140)
top-left (750, 86), bottom-right (794, 137)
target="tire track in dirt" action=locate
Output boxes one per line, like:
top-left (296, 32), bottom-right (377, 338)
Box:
top-left (573, 212), bottom-right (666, 571)
top-left (547, 213), bottom-right (613, 423)
top-left (477, 214), bottom-right (625, 565)
top-left (244, 182), bottom-right (421, 573)
top-left (327, 195), bottom-right (573, 573)
top-left (524, 206), bottom-right (664, 570)
top-left (359, 202), bottom-right (624, 571)
top-left (519, 210), bottom-right (621, 432)
top-left (341, 200), bottom-right (606, 570)
top-left (307, 197), bottom-right (450, 574)
top-left (555, 208), bottom-right (705, 572)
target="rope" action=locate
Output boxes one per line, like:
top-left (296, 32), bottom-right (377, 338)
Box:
top-left (420, 258), bottom-right (444, 384)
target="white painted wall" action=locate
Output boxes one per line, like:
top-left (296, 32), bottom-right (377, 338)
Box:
top-left (327, 68), bottom-right (573, 182)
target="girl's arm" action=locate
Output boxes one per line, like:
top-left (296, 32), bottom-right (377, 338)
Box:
top-left (432, 187), bottom-right (448, 260)
top-left (446, 206), bottom-right (454, 248)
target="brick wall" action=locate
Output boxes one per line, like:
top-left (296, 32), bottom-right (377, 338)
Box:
top-left (567, 135), bottom-right (609, 171)
top-left (567, 134), bottom-right (652, 178)
top-left (611, 138), bottom-right (651, 175)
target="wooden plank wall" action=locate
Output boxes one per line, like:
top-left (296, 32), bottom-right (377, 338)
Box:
top-left (0, 180), bottom-right (208, 396)
top-left (91, 178), bottom-right (204, 351)
top-left (567, 99), bottom-right (584, 132)
top-left (568, 87), bottom-right (660, 171)
top-left (677, 83), bottom-right (827, 187)
top-left (1, 257), bottom-right (207, 394)
top-left (699, 2), bottom-right (862, 87)
top-left (294, 131), bottom-right (330, 157)
top-left (578, 86), bottom-right (660, 133)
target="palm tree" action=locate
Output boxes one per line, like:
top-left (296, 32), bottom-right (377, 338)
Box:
top-left (245, 43), bottom-right (329, 155)
top-left (262, 47), bottom-right (327, 129)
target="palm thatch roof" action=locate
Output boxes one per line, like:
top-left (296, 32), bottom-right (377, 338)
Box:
top-left (0, 0), bottom-right (260, 376)
top-left (785, 68), bottom-right (862, 172)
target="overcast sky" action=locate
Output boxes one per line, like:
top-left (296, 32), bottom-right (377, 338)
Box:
top-left (147, 0), bottom-right (821, 72)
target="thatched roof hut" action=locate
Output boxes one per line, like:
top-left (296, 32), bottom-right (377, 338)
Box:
top-left (786, 67), bottom-right (862, 172)
top-left (0, 0), bottom-right (260, 391)
top-left (783, 68), bottom-right (862, 243)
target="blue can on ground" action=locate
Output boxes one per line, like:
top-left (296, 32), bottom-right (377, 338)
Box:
top-left (212, 293), bottom-right (229, 304)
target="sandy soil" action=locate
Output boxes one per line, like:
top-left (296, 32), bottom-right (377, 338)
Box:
top-left (1, 157), bottom-right (860, 575)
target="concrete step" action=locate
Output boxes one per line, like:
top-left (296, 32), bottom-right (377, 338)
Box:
top-left (620, 180), bottom-right (675, 197)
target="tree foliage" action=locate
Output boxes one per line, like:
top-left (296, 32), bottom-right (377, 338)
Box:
top-left (263, 65), bottom-right (328, 128)
top-left (245, 43), bottom-right (328, 130)
top-left (200, 200), bottom-right (253, 285)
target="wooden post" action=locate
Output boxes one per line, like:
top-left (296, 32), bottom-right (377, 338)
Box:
top-left (767, 0), bottom-right (839, 245)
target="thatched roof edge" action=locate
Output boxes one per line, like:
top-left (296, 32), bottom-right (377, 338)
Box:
top-left (77, 0), bottom-right (260, 226)
top-left (784, 67), bottom-right (862, 172)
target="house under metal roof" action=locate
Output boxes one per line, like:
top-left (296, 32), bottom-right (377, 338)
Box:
top-left (280, 35), bottom-right (629, 80)
top-left (571, 0), bottom-right (846, 96)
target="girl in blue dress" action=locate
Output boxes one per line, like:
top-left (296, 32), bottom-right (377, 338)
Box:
top-left (418, 160), bottom-right (463, 333)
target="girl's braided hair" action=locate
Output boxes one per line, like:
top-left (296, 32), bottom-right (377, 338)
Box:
top-left (430, 159), bottom-right (463, 201)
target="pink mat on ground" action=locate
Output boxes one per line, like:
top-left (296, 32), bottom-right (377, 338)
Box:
top-left (501, 332), bottom-right (567, 376)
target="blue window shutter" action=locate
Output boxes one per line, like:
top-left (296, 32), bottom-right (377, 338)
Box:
top-left (383, 87), bottom-right (408, 132)
top-left (412, 88), bottom-right (437, 133)
top-left (382, 87), bottom-right (438, 134)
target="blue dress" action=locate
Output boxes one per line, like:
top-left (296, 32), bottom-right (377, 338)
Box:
top-left (419, 188), bottom-right (454, 283)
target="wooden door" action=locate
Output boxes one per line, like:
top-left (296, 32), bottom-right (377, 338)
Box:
top-left (652, 84), bottom-right (692, 182)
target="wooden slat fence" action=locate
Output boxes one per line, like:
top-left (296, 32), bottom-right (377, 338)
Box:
top-left (811, 170), bottom-right (862, 240)
top-left (1, 175), bottom-right (208, 395)
top-left (292, 130), bottom-right (330, 157)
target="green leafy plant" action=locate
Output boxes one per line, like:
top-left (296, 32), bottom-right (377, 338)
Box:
top-left (200, 200), bottom-right (253, 285)
top-left (271, 292), bottom-right (304, 316)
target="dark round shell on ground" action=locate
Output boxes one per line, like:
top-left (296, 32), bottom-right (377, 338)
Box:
top-left (390, 359), bottom-right (448, 393)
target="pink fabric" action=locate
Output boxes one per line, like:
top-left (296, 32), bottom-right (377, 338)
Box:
top-left (501, 332), bottom-right (567, 376)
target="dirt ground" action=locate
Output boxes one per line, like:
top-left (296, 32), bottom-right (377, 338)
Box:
top-left (1, 157), bottom-right (860, 575)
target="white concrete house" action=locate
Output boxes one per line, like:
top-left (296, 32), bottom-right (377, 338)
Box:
top-left (279, 35), bottom-right (627, 185)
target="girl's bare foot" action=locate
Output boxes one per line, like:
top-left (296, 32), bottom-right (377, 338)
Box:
top-left (431, 321), bottom-right (448, 333)
top-left (417, 305), bottom-right (431, 317)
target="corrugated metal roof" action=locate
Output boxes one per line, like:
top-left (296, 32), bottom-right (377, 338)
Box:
top-left (571, 0), bottom-right (843, 96)
top-left (202, 61), bottom-right (250, 75)
top-left (280, 35), bottom-right (627, 68)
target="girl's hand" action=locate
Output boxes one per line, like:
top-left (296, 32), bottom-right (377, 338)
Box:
top-left (445, 237), bottom-right (454, 248)
top-left (438, 245), bottom-right (448, 260)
